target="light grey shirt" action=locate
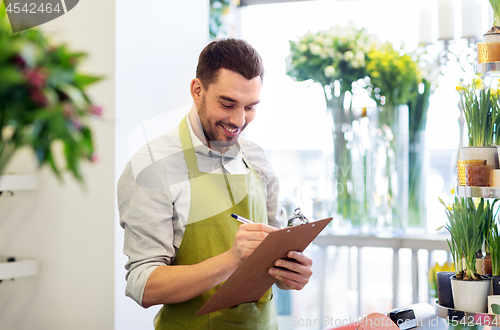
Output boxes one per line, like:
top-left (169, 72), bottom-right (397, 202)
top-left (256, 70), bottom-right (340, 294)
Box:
top-left (117, 114), bottom-right (287, 307)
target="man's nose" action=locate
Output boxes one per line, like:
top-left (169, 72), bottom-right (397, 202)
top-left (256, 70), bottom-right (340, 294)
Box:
top-left (228, 108), bottom-right (246, 128)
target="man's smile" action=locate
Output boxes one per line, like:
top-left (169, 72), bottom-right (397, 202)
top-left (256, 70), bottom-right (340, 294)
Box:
top-left (220, 123), bottom-right (239, 136)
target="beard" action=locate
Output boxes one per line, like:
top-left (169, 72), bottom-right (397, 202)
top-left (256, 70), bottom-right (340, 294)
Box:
top-left (198, 95), bottom-right (245, 151)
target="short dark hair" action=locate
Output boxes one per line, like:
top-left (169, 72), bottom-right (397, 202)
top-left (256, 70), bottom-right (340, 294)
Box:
top-left (196, 38), bottom-right (264, 89)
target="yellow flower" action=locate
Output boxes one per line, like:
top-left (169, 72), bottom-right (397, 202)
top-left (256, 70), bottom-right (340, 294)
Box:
top-left (371, 71), bottom-right (380, 78)
top-left (473, 197), bottom-right (481, 208)
top-left (473, 76), bottom-right (484, 90)
top-left (450, 187), bottom-right (455, 194)
top-left (447, 204), bottom-right (452, 211)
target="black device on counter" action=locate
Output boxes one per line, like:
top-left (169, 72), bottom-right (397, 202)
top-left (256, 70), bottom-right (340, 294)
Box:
top-left (389, 308), bottom-right (418, 330)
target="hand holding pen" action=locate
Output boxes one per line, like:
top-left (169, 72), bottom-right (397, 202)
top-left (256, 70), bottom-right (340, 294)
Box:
top-left (229, 213), bottom-right (275, 263)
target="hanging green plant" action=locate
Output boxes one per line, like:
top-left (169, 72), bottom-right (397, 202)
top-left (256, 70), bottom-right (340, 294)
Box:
top-left (0, 2), bottom-right (102, 181)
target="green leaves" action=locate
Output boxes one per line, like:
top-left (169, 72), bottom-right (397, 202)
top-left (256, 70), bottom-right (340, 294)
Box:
top-left (457, 77), bottom-right (500, 146)
top-left (0, 11), bottom-right (102, 182)
top-left (439, 197), bottom-right (498, 279)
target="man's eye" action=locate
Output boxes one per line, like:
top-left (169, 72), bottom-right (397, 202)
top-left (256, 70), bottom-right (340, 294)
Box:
top-left (221, 103), bottom-right (233, 108)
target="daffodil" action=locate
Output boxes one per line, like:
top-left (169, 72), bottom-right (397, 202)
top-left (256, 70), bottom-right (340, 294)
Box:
top-left (450, 187), bottom-right (455, 194)
top-left (473, 76), bottom-right (484, 90)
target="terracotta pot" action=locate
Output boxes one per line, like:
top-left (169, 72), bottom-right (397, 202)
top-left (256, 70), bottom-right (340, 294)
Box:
top-left (483, 254), bottom-right (492, 276)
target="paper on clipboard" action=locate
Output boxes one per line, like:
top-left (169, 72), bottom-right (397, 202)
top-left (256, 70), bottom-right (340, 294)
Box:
top-left (196, 217), bottom-right (333, 316)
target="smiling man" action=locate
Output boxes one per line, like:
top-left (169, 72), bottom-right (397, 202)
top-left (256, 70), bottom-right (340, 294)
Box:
top-left (118, 38), bottom-right (313, 330)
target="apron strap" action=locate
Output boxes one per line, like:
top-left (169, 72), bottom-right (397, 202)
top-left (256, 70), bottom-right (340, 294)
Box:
top-left (179, 115), bottom-right (200, 173)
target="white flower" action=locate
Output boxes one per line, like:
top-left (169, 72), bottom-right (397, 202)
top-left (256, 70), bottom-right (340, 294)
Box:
top-left (314, 35), bottom-right (324, 45)
top-left (344, 51), bottom-right (354, 61)
top-left (310, 43), bottom-right (323, 55)
top-left (351, 58), bottom-right (364, 68)
top-left (298, 43), bottom-right (308, 52)
top-left (324, 65), bottom-right (336, 77)
top-left (322, 37), bottom-right (333, 47)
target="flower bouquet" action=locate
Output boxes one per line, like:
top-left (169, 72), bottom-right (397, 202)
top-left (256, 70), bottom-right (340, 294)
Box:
top-left (366, 44), bottom-right (421, 229)
top-left (287, 22), bottom-right (380, 228)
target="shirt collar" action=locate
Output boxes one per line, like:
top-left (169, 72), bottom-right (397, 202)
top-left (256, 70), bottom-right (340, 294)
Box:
top-left (186, 108), bottom-right (244, 159)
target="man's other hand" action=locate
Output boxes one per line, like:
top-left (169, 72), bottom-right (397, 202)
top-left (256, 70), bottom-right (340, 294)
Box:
top-left (269, 251), bottom-right (313, 290)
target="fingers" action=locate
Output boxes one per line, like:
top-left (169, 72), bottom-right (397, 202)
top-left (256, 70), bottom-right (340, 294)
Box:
top-left (239, 223), bottom-right (277, 233)
top-left (268, 251), bottom-right (313, 290)
top-left (231, 223), bottom-right (277, 263)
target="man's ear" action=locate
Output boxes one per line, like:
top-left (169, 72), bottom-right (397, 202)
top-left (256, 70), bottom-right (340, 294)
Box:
top-left (190, 78), bottom-right (203, 103)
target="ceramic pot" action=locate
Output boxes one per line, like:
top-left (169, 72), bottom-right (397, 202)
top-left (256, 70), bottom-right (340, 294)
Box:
top-left (461, 146), bottom-right (499, 169)
top-left (437, 271), bottom-right (455, 308)
top-left (451, 275), bottom-right (491, 313)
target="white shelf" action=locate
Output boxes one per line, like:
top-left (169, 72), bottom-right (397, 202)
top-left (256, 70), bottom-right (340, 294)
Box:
top-left (0, 173), bottom-right (37, 191)
top-left (0, 258), bottom-right (38, 280)
top-left (456, 185), bottom-right (500, 198)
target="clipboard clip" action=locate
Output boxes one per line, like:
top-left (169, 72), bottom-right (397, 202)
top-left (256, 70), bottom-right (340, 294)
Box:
top-left (287, 207), bottom-right (309, 227)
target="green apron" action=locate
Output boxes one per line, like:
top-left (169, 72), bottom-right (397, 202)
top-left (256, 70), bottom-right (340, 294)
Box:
top-left (155, 116), bottom-right (278, 330)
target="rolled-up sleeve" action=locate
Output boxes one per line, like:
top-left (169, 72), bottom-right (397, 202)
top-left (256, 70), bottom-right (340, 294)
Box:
top-left (118, 160), bottom-right (176, 307)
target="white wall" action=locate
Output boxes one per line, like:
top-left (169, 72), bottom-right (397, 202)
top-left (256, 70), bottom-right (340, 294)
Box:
top-left (0, 0), bottom-right (115, 329)
top-left (0, 0), bottom-right (208, 328)
top-left (115, 1), bottom-right (208, 329)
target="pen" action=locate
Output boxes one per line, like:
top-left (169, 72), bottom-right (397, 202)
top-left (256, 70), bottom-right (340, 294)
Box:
top-left (231, 213), bottom-right (253, 224)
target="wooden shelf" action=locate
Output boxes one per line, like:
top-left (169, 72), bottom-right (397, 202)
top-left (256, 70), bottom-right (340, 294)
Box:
top-left (0, 258), bottom-right (38, 280)
top-left (0, 173), bottom-right (37, 191)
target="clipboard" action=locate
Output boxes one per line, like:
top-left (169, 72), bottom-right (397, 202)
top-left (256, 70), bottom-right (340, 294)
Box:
top-left (196, 217), bottom-right (333, 316)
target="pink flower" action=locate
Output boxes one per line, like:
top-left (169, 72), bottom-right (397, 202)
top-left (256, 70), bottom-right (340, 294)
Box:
top-left (89, 105), bottom-right (103, 117)
top-left (71, 118), bottom-right (83, 130)
top-left (91, 153), bottom-right (100, 163)
top-left (24, 68), bottom-right (46, 89)
top-left (12, 55), bottom-right (26, 69)
top-left (63, 103), bottom-right (74, 117)
top-left (30, 88), bottom-right (47, 106)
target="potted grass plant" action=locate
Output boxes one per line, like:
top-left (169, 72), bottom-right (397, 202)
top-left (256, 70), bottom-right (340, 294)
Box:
top-left (489, 221), bottom-right (500, 294)
top-left (457, 77), bottom-right (500, 170)
top-left (439, 196), bottom-right (492, 313)
top-left (482, 199), bottom-right (499, 275)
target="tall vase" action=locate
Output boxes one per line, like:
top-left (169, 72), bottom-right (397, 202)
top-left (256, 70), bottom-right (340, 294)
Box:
top-left (371, 103), bottom-right (409, 232)
top-left (326, 86), bottom-right (365, 230)
top-left (408, 129), bottom-right (427, 230)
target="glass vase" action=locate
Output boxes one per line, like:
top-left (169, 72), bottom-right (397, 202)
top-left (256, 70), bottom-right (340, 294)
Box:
top-left (326, 86), bottom-right (367, 232)
top-left (408, 129), bottom-right (428, 231)
top-left (370, 103), bottom-right (409, 233)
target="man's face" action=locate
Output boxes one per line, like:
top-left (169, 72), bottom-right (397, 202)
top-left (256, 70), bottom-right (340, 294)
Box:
top-left (194, 68), bottom-right (261, 153)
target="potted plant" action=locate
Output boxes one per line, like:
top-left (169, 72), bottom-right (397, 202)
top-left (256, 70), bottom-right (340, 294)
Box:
top-left (457, 77), bottom-right (500, 170)
top-left (0, 3), bottom-right (102, 182)
top-left (439, 196), bottom-right (492, 313)
top-left (482, 199), bottom-right (499, 275)
top-left (489, 220), bottom-right (500, 294)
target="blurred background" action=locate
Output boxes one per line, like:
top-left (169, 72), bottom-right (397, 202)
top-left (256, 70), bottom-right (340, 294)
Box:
top-left (0, 0), bottom-right (488, 329)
